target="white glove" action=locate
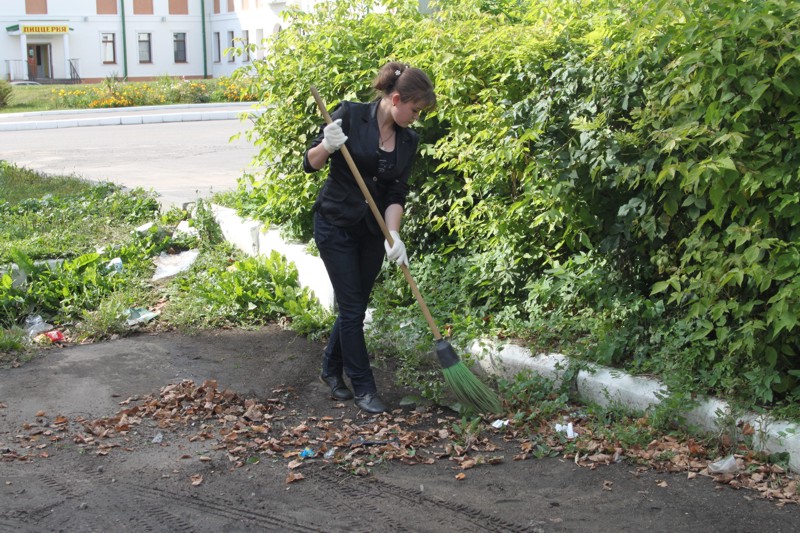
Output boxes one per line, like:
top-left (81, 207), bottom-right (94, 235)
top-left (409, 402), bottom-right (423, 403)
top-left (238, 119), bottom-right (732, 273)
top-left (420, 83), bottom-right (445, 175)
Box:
top-left (384, 230), bottom-right (408, 267)
top-left (321, 118), bottom-right (348, 154)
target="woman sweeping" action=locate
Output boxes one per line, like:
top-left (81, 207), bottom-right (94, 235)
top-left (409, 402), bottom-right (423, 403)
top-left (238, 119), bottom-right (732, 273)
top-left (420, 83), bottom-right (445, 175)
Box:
top-left (303, 61), bottom-right (436, 413)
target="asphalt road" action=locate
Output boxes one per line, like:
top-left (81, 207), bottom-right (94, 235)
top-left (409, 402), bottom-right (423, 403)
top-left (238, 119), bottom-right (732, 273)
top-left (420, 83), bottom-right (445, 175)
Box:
top-left (0, 104), bottom-right (260, 209)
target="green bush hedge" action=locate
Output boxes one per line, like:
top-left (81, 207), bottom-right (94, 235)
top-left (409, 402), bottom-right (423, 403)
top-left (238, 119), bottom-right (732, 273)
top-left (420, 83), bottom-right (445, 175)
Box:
top-left (232, 0), bottom-right (800, 412)
top-left (0, 80), bottom-right (12, 107)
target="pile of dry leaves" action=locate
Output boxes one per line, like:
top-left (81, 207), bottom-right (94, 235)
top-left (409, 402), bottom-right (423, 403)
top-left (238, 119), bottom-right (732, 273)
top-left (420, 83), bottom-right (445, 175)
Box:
top-left (2, 379), bottom-right (797, 506)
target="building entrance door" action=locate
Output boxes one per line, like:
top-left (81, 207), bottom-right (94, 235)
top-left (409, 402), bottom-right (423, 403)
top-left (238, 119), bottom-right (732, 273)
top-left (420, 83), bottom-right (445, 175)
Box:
top-left (26, 44), bottom-right (52, 80)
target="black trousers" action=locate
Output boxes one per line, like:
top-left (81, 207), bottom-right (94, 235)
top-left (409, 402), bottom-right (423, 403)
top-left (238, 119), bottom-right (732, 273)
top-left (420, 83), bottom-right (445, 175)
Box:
top-left (314, 212), bottom-right (385, 395)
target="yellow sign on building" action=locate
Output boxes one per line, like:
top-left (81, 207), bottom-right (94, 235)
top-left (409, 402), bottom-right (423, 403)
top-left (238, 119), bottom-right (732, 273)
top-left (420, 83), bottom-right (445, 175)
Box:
top-left (21, 25), bottom-right (69, 34)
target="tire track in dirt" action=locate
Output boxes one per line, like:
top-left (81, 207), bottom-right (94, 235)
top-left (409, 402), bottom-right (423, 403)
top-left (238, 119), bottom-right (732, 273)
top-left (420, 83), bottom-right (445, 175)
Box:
top-left (128, 482), bottom-right (322, 531)
top-left (312, 468), bottom-right (543, 533)
top-left (1, 463), bottom-right (319, 532)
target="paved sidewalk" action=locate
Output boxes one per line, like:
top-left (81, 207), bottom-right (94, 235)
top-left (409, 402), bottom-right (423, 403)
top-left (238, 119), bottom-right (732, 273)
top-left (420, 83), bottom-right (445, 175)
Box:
top-left (0, 102), bottom-right (259, 131)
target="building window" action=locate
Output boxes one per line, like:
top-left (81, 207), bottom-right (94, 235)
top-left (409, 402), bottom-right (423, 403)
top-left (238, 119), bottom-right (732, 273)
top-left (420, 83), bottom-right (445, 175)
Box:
top-left (242, 30), bottom-right (250, 62)
top-left (227, 0), bottom-right (235, 13)
top-left (214, 0), bottom-right (220, 14)
top-left (174, 33), bottom-right (187, 63)
top-left (242, 0), bottom-right (250, 10)
top-left (96, 0), bottom-right (117, 14)
top-left (169, 0), bottom-right (189, 15)
top-left (138, 33), bottom-right (152, 63)
top-left (213, 32), bottom-right (221, 63)
top-left (133, 0), bottom-right (154, 14)
top-left (26, 0), bottom-right (47, 14)
top-left (227, 31), bottom-right (235, 62)
top-left (101, 33), bottom-right (116, 64)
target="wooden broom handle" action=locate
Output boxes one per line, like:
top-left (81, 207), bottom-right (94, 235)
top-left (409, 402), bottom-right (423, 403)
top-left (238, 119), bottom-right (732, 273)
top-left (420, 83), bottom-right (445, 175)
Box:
top-left (310, 86), bottom-right (443, 340)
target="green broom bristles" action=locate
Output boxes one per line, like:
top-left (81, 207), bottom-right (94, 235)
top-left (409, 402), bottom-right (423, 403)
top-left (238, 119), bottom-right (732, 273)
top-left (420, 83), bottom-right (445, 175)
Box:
top-left (442, 362), bottom-right (503, 415)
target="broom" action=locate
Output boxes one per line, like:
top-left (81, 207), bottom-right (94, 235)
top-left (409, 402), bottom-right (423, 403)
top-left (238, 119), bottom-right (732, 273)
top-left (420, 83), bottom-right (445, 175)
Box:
top-left (311, 87), bottom-right (502, 415)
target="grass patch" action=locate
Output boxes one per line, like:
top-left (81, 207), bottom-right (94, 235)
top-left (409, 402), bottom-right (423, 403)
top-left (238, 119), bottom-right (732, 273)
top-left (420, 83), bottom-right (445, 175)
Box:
top-left (0, 162), bottom-right (160, 262)
top-left (0, 163), bottom-right (332, 362)
top-left (1, 84), bottom-right (62, 113)
top-left (0, 162), bottom-right (96, 204)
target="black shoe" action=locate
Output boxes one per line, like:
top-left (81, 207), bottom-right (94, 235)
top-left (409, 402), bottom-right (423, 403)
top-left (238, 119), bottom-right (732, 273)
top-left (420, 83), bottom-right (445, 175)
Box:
top-left (354, 392), bottom-right (388, 414)
top-left (320, 374), bottom-right (353, 400)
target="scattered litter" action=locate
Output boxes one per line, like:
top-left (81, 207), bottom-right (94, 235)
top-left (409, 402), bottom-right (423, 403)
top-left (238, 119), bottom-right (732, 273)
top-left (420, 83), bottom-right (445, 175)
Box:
top-left (151, 433), bottom-right (163, 444)
top-left (135, 222), bottom-right (155, 234)
top-left (24, 315), bottom-right (53, 337)
top-left (555, 422), bottom-right (576, 439)
top-left (708, 455), bottom-right (738, 474)
top-left (174, 220), bottom-right (199, 238)
top-left (107, 257), bottom-right (123, 272)
top-left (44, 330), bottom-right (66, 343)
top-left (323, 448), bottom-right (336, 459)
top-left (491, 419), bottom-right (510, 429)
top-left (125, 308), bottom-right (159, 326)
top-left (151, 249), bottom-right (200, 281)
top-left (299, 447), bottom-right (315, 458)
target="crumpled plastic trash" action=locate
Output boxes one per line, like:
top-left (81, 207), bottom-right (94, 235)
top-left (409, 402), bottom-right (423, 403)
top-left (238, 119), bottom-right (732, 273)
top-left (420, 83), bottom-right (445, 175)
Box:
top-left (491, 419), bottom-right (510, 429)
top-left (152, 249), bottom-right (200, 281)
top-left (174, 220), bottom-right (199, 238)
top-left (708, 455), bottom-right (738, 474)
top-left (44, 330), bottom-right (66, 343)
top-left (125, 307), bottom-right (159, 326)
top-left (555, 422), bottom-right (577, 439)
top-left (24, 315), bottom-right (53, 337)
top-left (299, 447), bottom-right (315, 458)
top-left (151, 433), bottom-right (163, 444)
top-left (107, 257), bottom-right (123, 272)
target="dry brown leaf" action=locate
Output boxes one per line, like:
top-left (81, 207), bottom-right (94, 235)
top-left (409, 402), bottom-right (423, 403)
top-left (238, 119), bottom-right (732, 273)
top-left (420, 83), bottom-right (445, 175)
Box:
top-left (460, 458), bottom-right (477, 470)
top-left (656, 480), bottom-right (668, 488)
top-left (191, 474), bottom-right (203, 486)
top-left (286, 471), bottom-right (304, 484)
top-left (603, 480), bottom-right (613, 491)
top-left (455, 473), bottom-right (466, 480)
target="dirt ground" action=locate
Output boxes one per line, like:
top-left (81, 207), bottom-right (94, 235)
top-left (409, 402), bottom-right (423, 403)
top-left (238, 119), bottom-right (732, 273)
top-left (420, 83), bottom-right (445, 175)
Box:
top-left (1, 326), bottom-right (798, 532)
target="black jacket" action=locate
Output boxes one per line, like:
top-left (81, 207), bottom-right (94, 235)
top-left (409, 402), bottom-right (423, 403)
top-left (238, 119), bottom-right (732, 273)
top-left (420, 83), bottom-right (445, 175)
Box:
top-left (304, 100), bottom-right (419, 235)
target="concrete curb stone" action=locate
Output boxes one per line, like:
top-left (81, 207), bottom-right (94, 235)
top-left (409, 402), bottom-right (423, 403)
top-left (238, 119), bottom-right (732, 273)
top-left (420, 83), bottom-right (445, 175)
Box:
top-left (0, 102), bottom-right (260, 131)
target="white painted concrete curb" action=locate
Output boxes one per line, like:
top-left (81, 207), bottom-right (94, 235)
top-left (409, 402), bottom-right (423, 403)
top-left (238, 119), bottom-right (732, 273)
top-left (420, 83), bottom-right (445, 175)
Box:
top-left (0, 109), bottom-right (256, 131)
top-left (0, 103), bottom-right (261, 131)
top-left (212, 203), bottom-right (800, 473)
top-left (211, 204), bottom-right (334, 310)
top-left (471, 340), bottom-right (800, 473)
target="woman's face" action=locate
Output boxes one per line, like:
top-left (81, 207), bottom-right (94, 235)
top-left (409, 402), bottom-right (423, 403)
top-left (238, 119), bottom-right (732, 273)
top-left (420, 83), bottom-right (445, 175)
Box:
top-left (390, 93), bottom-right (424, 128)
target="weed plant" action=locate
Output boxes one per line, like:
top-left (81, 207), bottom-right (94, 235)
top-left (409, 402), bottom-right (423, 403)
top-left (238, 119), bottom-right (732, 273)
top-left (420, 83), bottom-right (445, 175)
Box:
top-left (0, 80), bottom-right (12, 107)
top-left (0, 162), bottom-right (160, 262)
top-left (0, 166), bottom-right (333, 364)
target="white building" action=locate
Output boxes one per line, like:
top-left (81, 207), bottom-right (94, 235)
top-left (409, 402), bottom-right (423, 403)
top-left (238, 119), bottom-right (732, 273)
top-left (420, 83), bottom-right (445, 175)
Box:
top-left (1, 0), bottom-right (306, 83)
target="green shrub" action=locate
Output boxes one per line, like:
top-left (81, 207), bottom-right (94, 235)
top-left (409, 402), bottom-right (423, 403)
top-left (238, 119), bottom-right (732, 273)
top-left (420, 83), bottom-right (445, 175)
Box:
top-left (231, 0), bottom-right (800, 413)
top-left (0, 80), bottom-right (12, 107)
